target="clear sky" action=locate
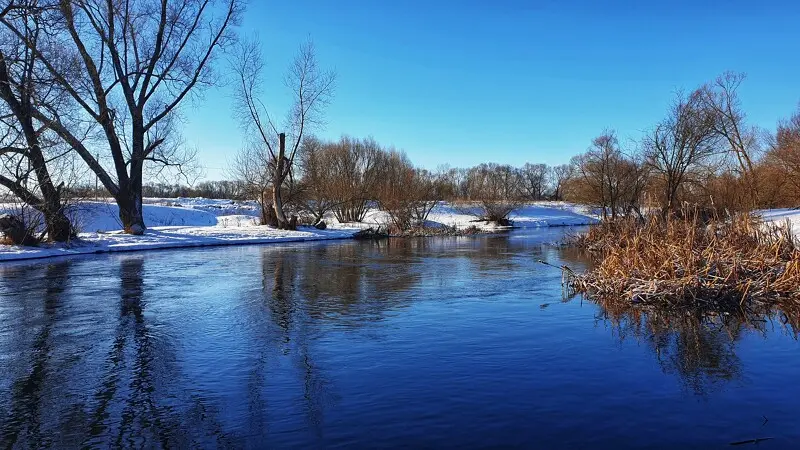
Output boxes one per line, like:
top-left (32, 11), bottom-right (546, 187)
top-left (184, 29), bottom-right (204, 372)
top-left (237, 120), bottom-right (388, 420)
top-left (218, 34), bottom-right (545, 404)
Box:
top-left (183, 0), bottom-right (800, 181)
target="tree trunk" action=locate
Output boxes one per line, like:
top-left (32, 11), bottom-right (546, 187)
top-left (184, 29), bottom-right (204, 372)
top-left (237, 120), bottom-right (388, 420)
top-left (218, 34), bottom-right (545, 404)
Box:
top-left (117, 125), bottom-right (147, 235)
top-left (43, 203), bottom-right (72, 242)
top-left (0, 51), bottom-right (73, 242)
top-left (117, 189), bottom-right (145, 235)
top-left (272, 183), bottom-right (288, 228)
top-left (271, 133), bottom-right (295, 230)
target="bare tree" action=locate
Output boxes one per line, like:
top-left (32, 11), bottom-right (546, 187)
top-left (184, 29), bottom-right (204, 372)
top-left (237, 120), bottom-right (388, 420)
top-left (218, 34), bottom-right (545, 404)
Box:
top-left (519, 162), bottom-right (549, 200)
top-left (549, 163), bottom-right (573, 201)
top-left (464, 163), bottom-right (522, 225)
top-left (643, 89), bottom-right (720, 214)
top-left (329, 136), bottom-right (382, 222)
top-left (1, 0), bottom-right (240, 234)
top-left (567, 131), bottom-right (645, 219)
top-left (700, 72), bottom-right (761, 208)
top-left (232, 38), bottom-right (334, 230)
top-left (762, 104), bottom-right (800, 204)
top-left (0, 12), bottom-right (72, 242)
top-left (295, 136), bottom-right (343, 225)
top-left (375, 152), bottom-right (439, 231)
top-left (230, 140), bottom-right (276, 226)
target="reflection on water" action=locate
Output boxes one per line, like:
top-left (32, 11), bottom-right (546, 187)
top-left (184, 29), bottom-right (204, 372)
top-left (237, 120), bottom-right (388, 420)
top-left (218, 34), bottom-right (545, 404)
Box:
top-left (1, 228), bottom-right (799, 448)
top-left (591, 302), bottom-right (798, 396)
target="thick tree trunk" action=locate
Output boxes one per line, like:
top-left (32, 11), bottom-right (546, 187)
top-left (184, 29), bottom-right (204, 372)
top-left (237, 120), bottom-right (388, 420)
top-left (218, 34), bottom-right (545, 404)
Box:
top-left (30, 149), bottom-right (72, 241)
top-left (117, 189), bottom-right (145, 235)
top-left (117, 126), bottom-right (147, 235)
top-left (43, 203), bottom-right (72, 242)
top-left (272, 186), bottom-right (288, 228)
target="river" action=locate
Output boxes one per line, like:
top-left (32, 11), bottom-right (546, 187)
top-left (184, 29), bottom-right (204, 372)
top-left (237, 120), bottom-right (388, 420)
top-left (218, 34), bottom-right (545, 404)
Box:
top-left (1, 228), bottom-right (798, 448)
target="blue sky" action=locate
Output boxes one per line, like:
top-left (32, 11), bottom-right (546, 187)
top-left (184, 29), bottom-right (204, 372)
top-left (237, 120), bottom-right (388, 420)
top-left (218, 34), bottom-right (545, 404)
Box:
top-left (184, 0), bottom-right (800, 180)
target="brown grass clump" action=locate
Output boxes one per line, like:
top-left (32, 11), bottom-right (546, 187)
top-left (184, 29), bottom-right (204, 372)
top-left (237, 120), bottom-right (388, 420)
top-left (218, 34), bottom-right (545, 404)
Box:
top-left (567, 210), bottom-right (800, 309)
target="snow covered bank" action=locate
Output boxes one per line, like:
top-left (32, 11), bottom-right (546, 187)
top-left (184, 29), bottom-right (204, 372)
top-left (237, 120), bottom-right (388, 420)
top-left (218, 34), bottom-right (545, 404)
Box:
top-left (758, 208), bottom-right (800, 236)
top-left (0, 199), bottom-right (598, 262)
top-left (0, 225), bottom-right (358, 262)
top-left (356, 202), bottom-right (598, 231)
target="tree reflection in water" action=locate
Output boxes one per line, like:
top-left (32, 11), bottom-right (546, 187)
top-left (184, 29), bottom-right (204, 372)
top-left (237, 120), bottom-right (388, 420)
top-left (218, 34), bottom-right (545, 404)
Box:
top-left (589, 298), bottom-right (799, 396)
top-left (0, 233), bottom-right (797, 447)
top-left (0, 261), bottom-right (69, 449)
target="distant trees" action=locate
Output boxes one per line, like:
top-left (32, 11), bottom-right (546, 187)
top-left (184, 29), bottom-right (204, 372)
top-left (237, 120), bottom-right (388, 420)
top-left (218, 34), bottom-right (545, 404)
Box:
top-left (231, 39), bottom-right (335, 229)
top-left (140, 180), bottom-right (245, 199)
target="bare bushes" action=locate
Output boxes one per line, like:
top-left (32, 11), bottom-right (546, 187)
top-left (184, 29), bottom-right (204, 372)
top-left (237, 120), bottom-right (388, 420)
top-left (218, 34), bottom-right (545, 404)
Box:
top-left (565, 131), bottom-right (648, 220)
top-left (0, 213), bottom-right (38, 245)
top-left (297, 136), bottom-right (383, 224)
top-left (375, 151), bottom-right (438, 232)
top-left (567, 209), bottom-right (800, 309)
top-left (462, 163), bottom-right (522, 225)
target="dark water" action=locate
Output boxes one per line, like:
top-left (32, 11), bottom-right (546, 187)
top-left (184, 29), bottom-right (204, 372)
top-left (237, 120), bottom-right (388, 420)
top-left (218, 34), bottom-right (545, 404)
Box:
top-left (1, 228), bottom-right (798, 449)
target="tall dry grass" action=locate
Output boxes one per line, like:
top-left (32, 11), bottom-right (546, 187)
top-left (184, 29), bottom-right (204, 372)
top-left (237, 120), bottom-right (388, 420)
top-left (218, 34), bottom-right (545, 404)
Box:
top-left (568, 210), bottom-right (800, 309)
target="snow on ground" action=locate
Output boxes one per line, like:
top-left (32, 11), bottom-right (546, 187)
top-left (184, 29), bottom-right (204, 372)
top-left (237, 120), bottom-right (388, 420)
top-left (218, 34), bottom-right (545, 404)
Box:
top-left (425, 202), bottom-right (598, 230)
top-left (144, 197), bottom-right (260, 217)
top-left (0, 198), bottom-right (598, 262)
top-left (0, 225), bottom-right (358, 262)
top-left (757, 208), bottom-right (800, 236)
top-left (73, 201), bottom-right (217, 232)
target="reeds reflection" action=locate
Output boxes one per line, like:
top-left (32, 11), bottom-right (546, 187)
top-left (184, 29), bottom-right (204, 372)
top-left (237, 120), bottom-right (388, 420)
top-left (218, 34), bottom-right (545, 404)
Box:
top-left (589, 298), bottom-right (799, 396)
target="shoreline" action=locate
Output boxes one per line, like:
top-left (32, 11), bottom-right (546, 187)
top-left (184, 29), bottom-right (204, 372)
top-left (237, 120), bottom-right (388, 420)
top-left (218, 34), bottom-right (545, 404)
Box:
top-left (0, 200), bottom-right (599, 263)
top-left (0, 222), bottom-right (595, 263)
top-left (0, 227), bottom-right (359, 263)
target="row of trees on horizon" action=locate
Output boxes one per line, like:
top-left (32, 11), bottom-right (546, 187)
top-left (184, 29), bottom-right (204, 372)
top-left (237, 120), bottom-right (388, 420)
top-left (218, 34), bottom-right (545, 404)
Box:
top-left (1, 2), bottom-right (799, 243)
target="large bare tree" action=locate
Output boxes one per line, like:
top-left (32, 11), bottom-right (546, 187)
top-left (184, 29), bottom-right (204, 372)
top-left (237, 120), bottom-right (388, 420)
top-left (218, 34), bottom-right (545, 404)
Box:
top-left (519, 162), bottom-right (549, 200)
top-left (232, 39), bottom-right (335, 230)
top-left (549, 163), bottom-right (573, 201)
top-left (0, 10), bottom-right (72, 242)
top-left (1, 0), bottom-right (240, 234)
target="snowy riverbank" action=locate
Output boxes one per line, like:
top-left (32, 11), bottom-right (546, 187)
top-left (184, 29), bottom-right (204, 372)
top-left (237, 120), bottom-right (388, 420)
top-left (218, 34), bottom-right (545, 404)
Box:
top-left (0, 199), bottom-right (598, 262)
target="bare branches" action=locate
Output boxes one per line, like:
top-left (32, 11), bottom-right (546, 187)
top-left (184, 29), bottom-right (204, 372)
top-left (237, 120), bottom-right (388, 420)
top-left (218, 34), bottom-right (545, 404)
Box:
top-left (1, 0), bottom-right (243, 233)
top-left (643, 88), bottom-right (720, 213)
top-left (699, 72), bottom-right (761, 207)
top-left (284, 40), bottom-right (336, 161)
top-left (567, 131), bottom-right (648, 220)
top-left (231, 38), bottom-right (335, 229)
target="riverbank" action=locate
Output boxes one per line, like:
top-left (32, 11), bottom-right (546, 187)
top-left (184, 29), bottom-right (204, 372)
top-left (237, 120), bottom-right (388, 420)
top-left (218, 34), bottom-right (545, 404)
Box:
top-left (0, 225), bottom-right (360, 262)
top-left (567, 211), bottom-right (800, 310)
top-left (0, 199), bottom-right (598, 262)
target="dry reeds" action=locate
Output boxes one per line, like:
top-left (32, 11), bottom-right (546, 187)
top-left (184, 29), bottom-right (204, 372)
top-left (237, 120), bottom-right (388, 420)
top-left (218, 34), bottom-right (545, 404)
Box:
top-left (567, 209), bottom-right (800, 309)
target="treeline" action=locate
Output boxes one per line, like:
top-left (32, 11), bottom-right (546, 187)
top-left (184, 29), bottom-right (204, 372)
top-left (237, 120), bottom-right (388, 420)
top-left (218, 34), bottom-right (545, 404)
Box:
top-left (233, 135), bottom-right (574, 231)
top-left (63, 181), bottom-right (248, 201)
top-left (563, 72), bottom-right (800, 219)
top-left (233, 72), bottom-right (799, 231)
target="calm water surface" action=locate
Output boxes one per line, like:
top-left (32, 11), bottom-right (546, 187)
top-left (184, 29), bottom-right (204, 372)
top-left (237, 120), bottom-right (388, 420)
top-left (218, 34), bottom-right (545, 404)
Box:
top-left (1, 228), bottom-right (799, 449)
